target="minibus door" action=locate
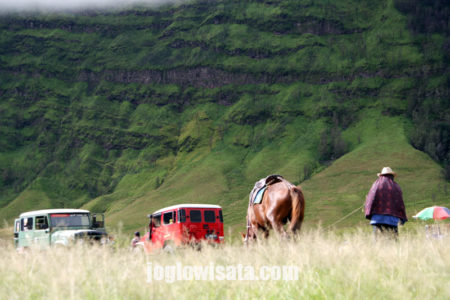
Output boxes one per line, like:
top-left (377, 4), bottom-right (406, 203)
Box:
top-left (187, 209), bottom-right (203, 241)
top-left (13, 219), bottom-right (20, 248)
top-left (151, 213), bottom-right (162, 247)
top-left (162, 211), bottom-right (176, 239)
top-left (34, 215), bottom-right (50, 248)
top-left (19, 217), bottom-right (34, 248)
top-left (203, 209), bottom-right (219, 240)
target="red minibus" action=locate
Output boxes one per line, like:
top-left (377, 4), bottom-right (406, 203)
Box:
top-left (141, 204), bottom-right (224, 252)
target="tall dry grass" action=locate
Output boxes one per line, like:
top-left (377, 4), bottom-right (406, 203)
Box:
top-left (0, 227), bottom-right (448, 300)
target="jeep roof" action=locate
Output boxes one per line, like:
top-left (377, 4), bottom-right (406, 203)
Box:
top-left (19, 209), bottom-right (90, 218)
top-left (151, 204), bottom-right (222, 215)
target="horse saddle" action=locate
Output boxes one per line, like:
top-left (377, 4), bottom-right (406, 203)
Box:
top-left (253, 186), bottom-right (267, 204)
top-left (249, 174), bottom-right (284, 205)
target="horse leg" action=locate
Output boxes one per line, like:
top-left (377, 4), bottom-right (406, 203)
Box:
top-left (257, 225), bottom-right (269, 239)
top-left (267, 215), bottom-right (287, 239)
top-left (263, 227), bottom-right (269, 239)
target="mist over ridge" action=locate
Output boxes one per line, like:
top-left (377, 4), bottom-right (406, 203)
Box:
top-left (0, 0), bottom-right (185, 13)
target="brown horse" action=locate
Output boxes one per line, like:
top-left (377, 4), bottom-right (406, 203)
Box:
top-left (244, 178), bottom-right (305, 242)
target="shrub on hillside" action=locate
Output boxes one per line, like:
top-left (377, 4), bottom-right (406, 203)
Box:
top-left (318, 127), bottom-right (348, 163)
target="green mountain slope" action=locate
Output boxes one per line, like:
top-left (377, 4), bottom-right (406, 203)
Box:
top-left (0, 0), bottom-right (448, 233)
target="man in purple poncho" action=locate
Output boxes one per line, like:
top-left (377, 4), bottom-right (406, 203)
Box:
top-left (365, 167), bottom-right (407, 239)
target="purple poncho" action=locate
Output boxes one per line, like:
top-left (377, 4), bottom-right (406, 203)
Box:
top-left (365, 175), bottom-right (407, 224)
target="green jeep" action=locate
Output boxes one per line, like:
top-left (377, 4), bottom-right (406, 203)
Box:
top-left (14, 209), bottom-right (108, 249)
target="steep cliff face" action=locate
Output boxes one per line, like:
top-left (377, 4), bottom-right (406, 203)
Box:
top-left (0, 0), bottom-right (448, 229)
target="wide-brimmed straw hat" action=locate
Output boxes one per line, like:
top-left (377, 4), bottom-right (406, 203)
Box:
top-left (377, 167), bottom-right (396, 177)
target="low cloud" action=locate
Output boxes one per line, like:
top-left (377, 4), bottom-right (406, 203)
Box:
top-left (0, 0), bottom-right (184, 13)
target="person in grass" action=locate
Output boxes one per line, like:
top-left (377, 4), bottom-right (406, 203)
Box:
top-left (364, 167), bottom-right (407, 239)
top-left (131, 231), bottom-right (141, 248)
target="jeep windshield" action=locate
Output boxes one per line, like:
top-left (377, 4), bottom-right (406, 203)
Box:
top-left (50, 213), bottom-right (90, 228)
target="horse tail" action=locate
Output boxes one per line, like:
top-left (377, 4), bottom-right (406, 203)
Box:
top-left (288, 186), bottom-right (305, 234)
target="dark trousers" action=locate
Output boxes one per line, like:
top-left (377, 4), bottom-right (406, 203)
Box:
top-left (372, 224), bottom-right (398, 240)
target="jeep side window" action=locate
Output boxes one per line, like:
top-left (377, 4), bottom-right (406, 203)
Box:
top-left (153, 214), bottom-right (161, 228)
top-left (27, 217), bottom-right (33, 230)
top-left (204, 210), bottom-right (215, 223)
top-left (163, 212), bottom-right (174, 225)
top-left (91, 214), bottom-right (104, 229)
top-left (35, 216), bottom-right (48, 230)
top-left (178, 209), bottom-right (186, 223)
top-left (22, 217), bottom-right (33, 231)
top-left (190, 210), bottom-right (201, 223)
top-left (219, 210), bottom-right (223, 223)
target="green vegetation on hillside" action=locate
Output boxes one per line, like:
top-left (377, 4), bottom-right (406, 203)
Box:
top-left (0, 0), bottom-right (448, 232)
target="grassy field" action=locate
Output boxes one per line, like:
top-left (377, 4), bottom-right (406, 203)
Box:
top-left (1, 225), bottom-right (449, 299)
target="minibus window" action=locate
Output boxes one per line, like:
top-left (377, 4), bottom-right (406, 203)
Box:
top-left (178, 209), bottom-right (186, 223)
top-left (163, 212), bottom-right (175, 225)
top-left (204, 210), bottom-right (215, 223)
top-left (190, 210), bottom-right (201, 223)
top-left (35, 216), bottom-right (48, 230)
top-left (219, 210), bottom-right (223, 223)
